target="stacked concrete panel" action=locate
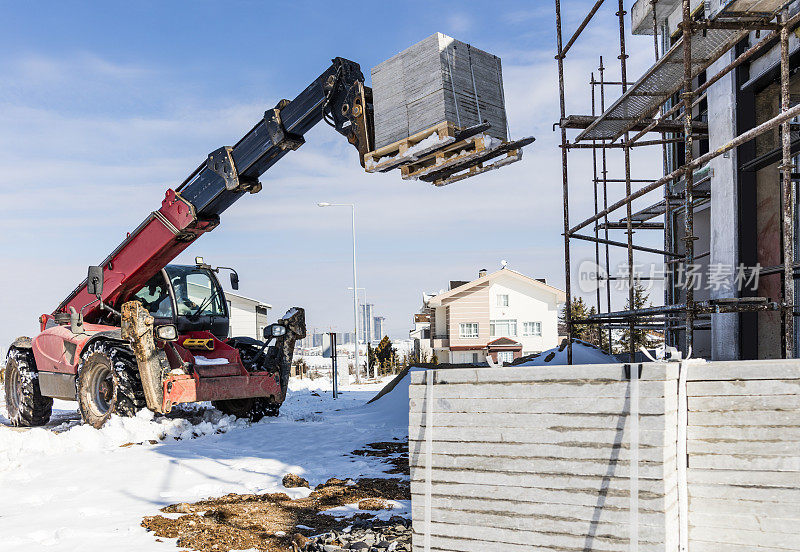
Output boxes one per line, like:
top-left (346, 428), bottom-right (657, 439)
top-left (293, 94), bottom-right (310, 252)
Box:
top-left (686, 360), bottom-right (800, 551)
top-left (408, 364), bottom-right (679, 552)
top-left (372, 32), bottom-right (508, 150)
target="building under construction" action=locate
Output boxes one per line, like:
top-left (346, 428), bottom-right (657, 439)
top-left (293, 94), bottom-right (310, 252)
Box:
top-left (556, 0), bottom-right (800, 361)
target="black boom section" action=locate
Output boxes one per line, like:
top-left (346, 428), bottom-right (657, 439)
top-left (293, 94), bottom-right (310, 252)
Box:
top-left (177, 58), bottom-right (366, 217)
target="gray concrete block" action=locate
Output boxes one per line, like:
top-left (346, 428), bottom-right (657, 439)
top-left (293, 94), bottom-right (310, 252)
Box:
top-left (688, 410), bottom-right (800, 426)
top-left (408, 452), bottom-right (675, 479)
top-left (415, 425), bottom-right (676, 447)
top-left (409, 468), bottom-right (677, 496)
top-left (408, 380), bottom-right (673, 400)
top-left (686, 359), bottom-right (800, 381)
top-left (409, 395), bottom-right (677, 415)
top-left (688, 379), bottom-right (800, 396)
top-left (408, 411), bottom-right (675, 431)
top-left (409, 439), bottom-right (675, 463)
top-left (410, 521), bottom-right (671, 552)
top-left (408, 362), bottom-right (678, 384)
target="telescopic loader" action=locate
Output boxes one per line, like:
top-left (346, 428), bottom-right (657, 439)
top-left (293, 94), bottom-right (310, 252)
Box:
top-left (3, 56), bottom-right (532, 428)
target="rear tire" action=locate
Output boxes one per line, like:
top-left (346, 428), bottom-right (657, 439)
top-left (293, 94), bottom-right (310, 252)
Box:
top-left (4, 348), bottom-right (52, 427)
top-left (212, 397), bottom-right (279, 422)
top-left (76, 341), bottom-right (146, 428)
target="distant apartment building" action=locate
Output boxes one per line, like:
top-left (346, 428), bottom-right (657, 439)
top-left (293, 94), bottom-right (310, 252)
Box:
top-left (359, 303), bottom-right (375, 343)
top-left (225, 293), bottom-right (271, 340)
top-left (418, 268), bottom-right (566, 364)
top-left (374, 316), bottom-right (386, 342)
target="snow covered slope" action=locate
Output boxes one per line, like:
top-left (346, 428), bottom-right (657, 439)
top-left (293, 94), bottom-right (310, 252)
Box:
top-left (0, 377), bottom-right (407, 551)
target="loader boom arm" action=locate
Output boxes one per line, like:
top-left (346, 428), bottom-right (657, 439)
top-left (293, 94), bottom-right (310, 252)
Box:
top-left (52, 58), bottom-right (373, 324)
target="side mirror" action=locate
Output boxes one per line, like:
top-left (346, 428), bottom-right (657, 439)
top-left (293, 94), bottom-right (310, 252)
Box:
top-left (230, 272), bottom-right (239, 290)
top-left (263, 324), bottom-right (287, 339)
top-left (87, 265), bottom-right (104, 298)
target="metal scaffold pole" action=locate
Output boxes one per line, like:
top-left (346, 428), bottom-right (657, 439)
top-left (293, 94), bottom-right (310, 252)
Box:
top-left (780, 7), bottom-right (795, 358)
top-left (617, 0), bottom-right (636, 362)
top-left (555, 0), bottom-right (573, 364)
top-left (599, 57), bottom-right (613, 350)
top-left (681, 0), bottom-right (696, 354)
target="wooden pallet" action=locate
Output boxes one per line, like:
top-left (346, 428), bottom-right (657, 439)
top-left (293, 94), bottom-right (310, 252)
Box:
top-left (363, 121), bottom-right (458, 173)
top-left (422, 135), bottom-right (534, 187)
top-left (363, 120), bottom-right (532, 186)
top-left (431, 149), bottom-right (523, 187)
top-left (400, 134), bottom-right (496, 181)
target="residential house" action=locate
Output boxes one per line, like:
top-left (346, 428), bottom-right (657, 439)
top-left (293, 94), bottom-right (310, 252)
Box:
top-left (409, 311), bottom-right (433, 361)
top-left (226, 293), bottom-right (271, 340)
top-left (421, 268), bottom-right (566, 364)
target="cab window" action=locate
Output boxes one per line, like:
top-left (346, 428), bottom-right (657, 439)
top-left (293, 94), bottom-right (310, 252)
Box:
top-left (165, 265), bottom-right (225, 317)
top-left (133, 273), bottom-right (174, 318)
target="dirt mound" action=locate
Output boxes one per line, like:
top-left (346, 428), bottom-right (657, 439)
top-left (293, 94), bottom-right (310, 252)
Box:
top-left (282, 473), bottom-right (309, 488)
top-left (142, 477), bottom-right (409, 552)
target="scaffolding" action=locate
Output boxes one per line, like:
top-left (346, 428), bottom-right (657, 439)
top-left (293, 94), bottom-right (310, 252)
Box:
top-left (555, 0), bottom-right (799, 362)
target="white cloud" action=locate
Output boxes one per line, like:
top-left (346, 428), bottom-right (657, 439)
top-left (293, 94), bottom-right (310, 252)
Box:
top-left (445, 12), bottom-right (472, 34)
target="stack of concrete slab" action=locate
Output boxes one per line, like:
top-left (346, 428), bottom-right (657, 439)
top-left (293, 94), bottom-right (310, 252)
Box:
top-left (408, 364), bottom-right (679, 552)
top-left (686, 360), bottom-right (800, 551)
top-left (372, 32), bottom-right (508, 150)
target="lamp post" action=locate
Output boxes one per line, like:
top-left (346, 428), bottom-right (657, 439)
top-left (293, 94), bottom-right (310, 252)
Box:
top-left (318, 202), bottom-right (361, 382)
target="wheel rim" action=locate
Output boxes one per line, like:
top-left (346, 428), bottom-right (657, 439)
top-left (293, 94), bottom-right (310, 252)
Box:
top-left (7, 362), bottom-right (21, 413)
top-left (88, 363), bottom-right (114, 415)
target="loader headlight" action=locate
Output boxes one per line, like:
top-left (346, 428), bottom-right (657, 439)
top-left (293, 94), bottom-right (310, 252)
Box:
top-left (263, 324), bottom-right (286, 339)
top-left (155, 325), bottom-right (178, 341)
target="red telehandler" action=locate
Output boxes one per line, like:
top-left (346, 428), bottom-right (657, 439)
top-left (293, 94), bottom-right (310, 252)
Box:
top-left (4, 57), bottom-right (532, 428)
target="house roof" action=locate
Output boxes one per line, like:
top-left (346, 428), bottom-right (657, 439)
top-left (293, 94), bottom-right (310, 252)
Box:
top-left (226, 292), bottom-right (272, 309)
top-left (427, 268), bottom-right (566, 307)
top-left (487, 337), bottom-right (522, 347)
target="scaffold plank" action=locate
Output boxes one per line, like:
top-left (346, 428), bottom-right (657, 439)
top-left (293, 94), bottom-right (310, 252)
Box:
top-left (575, 27), bottom-right (745, 142)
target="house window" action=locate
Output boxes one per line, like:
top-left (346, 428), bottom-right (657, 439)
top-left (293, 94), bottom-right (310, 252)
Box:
top-left (490, 319), bottom-right (517, 337)
top-left (497, 294), bottom-right (509, 307)
top-left (459, 322), bottom-right (479, 338)
top-left (523, 322), bottom-right (542, 336)
top-left (497, 351), bottom-right (514, 364)
top-left (472, 352), bottom-right (479, 363)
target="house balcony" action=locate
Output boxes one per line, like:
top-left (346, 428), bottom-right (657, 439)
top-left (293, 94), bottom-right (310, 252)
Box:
top-left (431, 336), bottom-right (450, 349)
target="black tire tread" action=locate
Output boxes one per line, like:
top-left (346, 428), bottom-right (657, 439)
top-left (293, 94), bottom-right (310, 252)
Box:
top-left (76, 340), bottom-right (146, 427)
top-left (4, 347), bottom-right (53, 427)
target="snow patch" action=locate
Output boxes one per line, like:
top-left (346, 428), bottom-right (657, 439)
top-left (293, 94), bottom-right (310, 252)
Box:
top-left (193, 355), bottom-right (228, 366)
top-left (325, 500), bottom-right (411, 521)
top-left (0, 407), bottom-right (246, 468)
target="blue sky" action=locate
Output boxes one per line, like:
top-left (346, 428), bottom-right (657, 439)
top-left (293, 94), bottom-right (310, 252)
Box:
top-left (0, 1), bottom-right (665, 349)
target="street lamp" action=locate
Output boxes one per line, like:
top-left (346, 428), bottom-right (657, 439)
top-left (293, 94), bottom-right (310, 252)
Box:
top-left (318, 202), bottom-right (362, 382)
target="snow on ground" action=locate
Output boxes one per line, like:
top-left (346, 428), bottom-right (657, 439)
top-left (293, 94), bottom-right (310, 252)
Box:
top-left (0, 375), bottom-right (408, 552)
top-left (325, 499), bottom-right (411, 521)
top-left (516, 339), bottom-right (617, 366)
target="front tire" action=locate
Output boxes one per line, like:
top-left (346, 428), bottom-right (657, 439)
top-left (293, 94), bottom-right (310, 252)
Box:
top-left (4, 347), bottom-right (52, 427)
top-left (76, 341), bottom-right (146, 428)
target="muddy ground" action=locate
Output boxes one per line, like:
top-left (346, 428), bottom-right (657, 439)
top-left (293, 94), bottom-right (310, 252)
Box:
top-left (142, 440), bottom-right (410, 552)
